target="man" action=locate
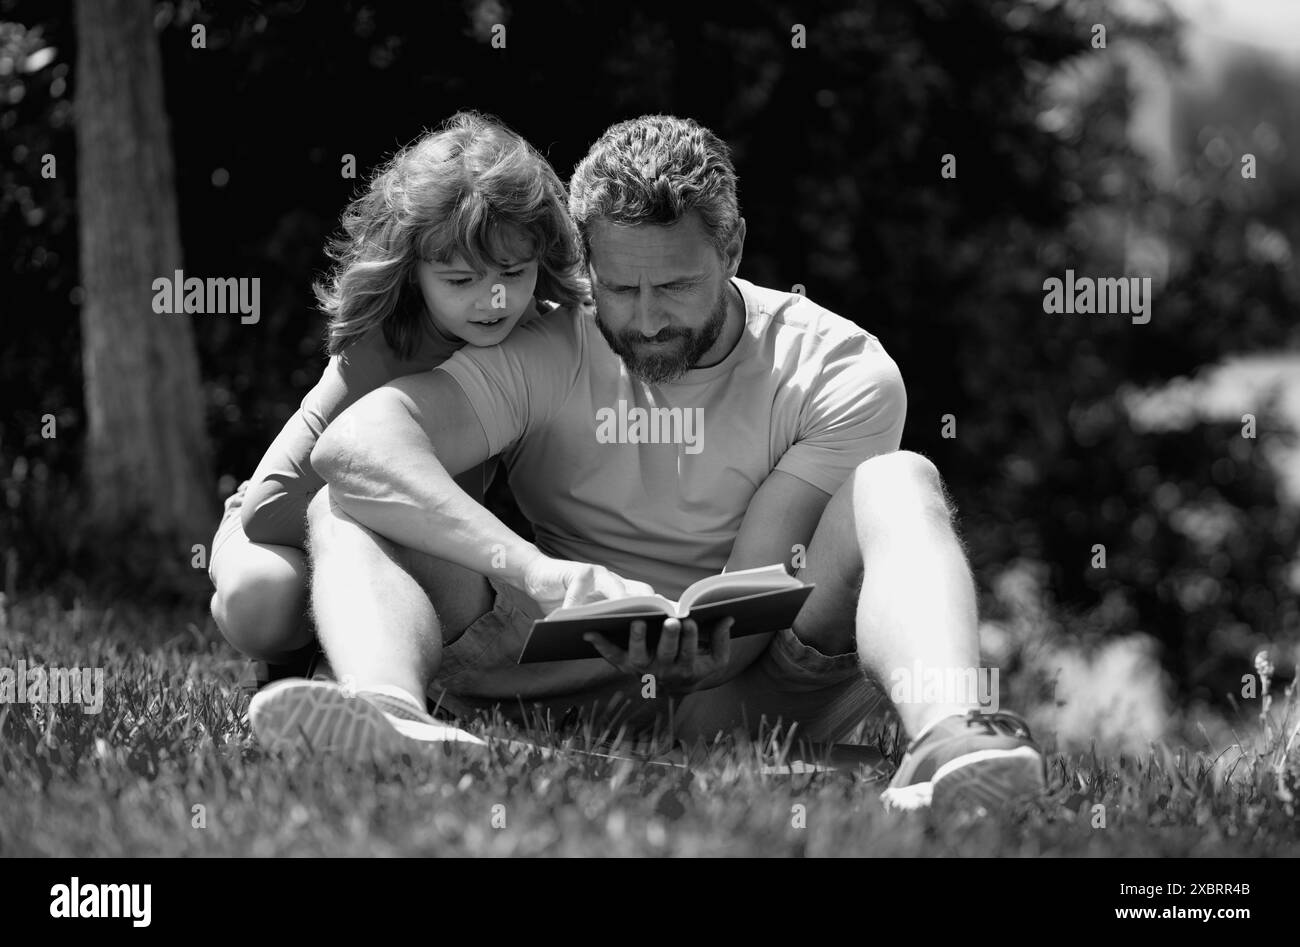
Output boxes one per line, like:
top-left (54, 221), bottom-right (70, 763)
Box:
top-left (251, 115), bottom-right (1046, 814)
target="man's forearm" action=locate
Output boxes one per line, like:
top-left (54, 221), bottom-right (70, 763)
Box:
top-left (311, 394), bottom-right (541, 587)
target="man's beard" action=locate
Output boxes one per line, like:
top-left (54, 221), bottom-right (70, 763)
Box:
top-left (594, 285), bottom-right (729, 385)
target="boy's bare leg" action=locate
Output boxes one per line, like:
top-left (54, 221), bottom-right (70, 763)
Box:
top-left (304, 487), bottom-right (493, 706)
top-left (793, 450), bottom-right (981, 738)
top-left (210, 536), bottom-right (314, 663)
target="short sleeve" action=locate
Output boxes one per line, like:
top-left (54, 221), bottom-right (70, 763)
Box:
top-left (774, 335), bottom-right (907, 495)
top-left (436, 309), bottom-right (584, 455)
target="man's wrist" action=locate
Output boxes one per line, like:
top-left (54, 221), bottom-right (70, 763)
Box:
top-left (501, 542), bottom-right (546, 589)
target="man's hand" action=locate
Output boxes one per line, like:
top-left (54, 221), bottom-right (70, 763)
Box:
top-left (584, 616), bottom-right (735, 696)
top-left (518, 554), bottom-right (657, 615)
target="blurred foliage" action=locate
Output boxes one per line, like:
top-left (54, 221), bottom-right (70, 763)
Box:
top-left (1, 0), bottom-right (1297, 704)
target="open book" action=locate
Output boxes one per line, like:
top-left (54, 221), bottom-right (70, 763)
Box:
top-left (517, 564), bottom-right (814, 664)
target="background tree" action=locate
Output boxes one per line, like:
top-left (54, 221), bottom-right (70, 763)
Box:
top-left (72, 0), bottom-right (213, 570)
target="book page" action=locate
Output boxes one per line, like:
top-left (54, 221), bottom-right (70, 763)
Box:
top-left (543, 594), bottom-right (678, 622)
top-left (679, 563), bottom-right (800, 610)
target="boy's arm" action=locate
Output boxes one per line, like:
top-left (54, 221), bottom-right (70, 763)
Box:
top-left (239, 408), bottom-right (328, 545)
top-left (240, 342), bottom-right (389, 544)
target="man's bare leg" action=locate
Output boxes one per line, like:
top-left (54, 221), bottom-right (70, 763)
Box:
top-left (304, 487), bottom-right (493, 707)
top-left (793, 450), bottom-right (981, 738)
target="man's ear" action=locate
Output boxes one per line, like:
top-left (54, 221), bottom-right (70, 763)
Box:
top-left (723, 217), bottom-right (746, 277)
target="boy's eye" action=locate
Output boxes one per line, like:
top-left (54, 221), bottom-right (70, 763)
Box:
top-left (444, 277), bottom-right (475, 286)
top-left (502, 269), bottom-right (525, 279)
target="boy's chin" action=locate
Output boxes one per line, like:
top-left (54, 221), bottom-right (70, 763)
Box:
top-left (457, 316), bottom-right (522, 345)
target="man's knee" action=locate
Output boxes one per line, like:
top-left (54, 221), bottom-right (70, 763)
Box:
top-left (304, 484), bottom-right (491, 638)
top-left (853, 451), bottom-right (953, 523)
top-left (305, 486), bottom-right (381, 557)
top-left (305, 487), bottom-right (334, 544)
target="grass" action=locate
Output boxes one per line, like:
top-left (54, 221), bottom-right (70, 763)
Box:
top-left (1, 593), bottom-right (1298, 857)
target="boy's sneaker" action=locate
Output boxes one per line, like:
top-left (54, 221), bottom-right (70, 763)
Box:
top-left (879, 710), bottom-right (1046, 815)
top-left (305, 648), bottom-right (335, 682)
top-left (248, 678), bottom-right (486, 759)
top-left (235, 642), bottom-right (320, 701)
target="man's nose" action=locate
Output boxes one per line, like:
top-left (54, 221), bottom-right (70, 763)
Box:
top-left (634, 292), bottom-right (666, 337)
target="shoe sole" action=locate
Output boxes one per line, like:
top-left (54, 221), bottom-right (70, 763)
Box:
top-left (881, 746), bottom-right (1045, 814)
top-left (249, 679), bottom-right (487, 760)
top-left (249, 680), bottom-right (638, 764)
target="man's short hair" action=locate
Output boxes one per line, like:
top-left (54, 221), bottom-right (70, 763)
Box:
top-left (568, 115), bottom-right (742, 260)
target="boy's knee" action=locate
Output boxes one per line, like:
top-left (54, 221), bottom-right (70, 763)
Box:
top-left (211, 559), bottom-right (310, 661)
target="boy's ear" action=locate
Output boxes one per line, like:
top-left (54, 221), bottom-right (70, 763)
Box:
top-left (723, 217), bottom-right (746, 277)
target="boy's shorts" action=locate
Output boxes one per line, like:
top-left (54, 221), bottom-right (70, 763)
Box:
top-left (427, 576), bottom-right (892, 745)
top-left (209, 490), bottom-right (248, 581)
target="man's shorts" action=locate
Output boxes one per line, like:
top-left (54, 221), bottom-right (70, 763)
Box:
top-left (427, 576), bottom-right (892, 746)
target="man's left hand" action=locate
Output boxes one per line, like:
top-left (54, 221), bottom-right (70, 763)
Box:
top-left (584, 616), bottom-right (735, 696)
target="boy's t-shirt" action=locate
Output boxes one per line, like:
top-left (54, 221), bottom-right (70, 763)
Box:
top-left (239, 304), bottom-right (543, 547)
top-left (437, 278), bottom-right (907, 600)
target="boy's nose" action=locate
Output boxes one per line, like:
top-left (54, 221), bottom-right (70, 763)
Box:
top-left (475, 285), bottom-right (503, 311)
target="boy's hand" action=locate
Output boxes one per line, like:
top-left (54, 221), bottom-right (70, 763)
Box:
top-left (584, 616), bottom-right (735, 696)
top-left (222, 480), bottom-right (251, 514)
top-left (518, 554), bottom-right (656, 615)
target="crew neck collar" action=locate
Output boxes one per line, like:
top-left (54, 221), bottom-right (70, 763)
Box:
top-left (663, 277), bottom-right (751, 385)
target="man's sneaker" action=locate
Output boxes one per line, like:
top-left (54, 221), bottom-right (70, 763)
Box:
top-left (879, 710), bottom-right (1047, 815)
top-left (248, 678), bottom-right (486, 759)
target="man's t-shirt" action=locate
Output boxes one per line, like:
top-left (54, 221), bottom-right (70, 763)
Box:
top-left (437, 278), bottom-right (906, 600)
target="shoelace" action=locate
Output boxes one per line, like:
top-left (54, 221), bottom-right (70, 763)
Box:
top-left (962, 709), bottom-right (1032, 740)
top-left (905, 709), bottom-right (1033, 755)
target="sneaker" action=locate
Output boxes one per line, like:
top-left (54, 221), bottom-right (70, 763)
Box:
top-left (879, 710), bottom-right (1046, 815)
top-left (305, 648), bottom-right (335, 682)
top-left (248, 678), bottom-right (487, 759)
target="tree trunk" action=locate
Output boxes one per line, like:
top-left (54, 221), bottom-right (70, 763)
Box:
top-left (73, 0), bottom-right (214, 555)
